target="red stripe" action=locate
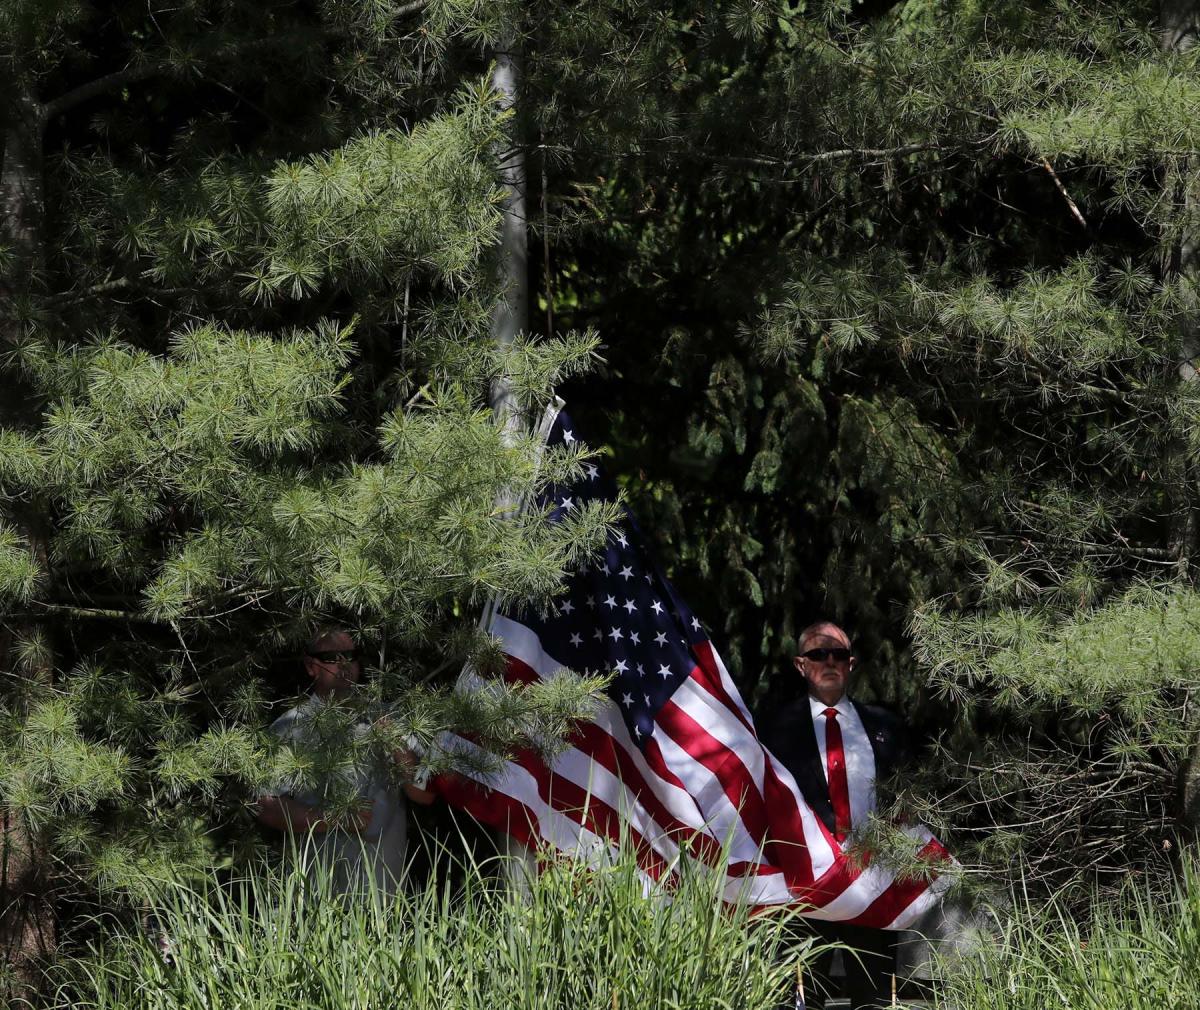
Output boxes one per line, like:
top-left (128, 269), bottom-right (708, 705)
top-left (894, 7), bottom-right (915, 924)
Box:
top-left (641, 733), bottom-right (691, 795)
top-left (843, 838), bottom-right (951, 928)
top-left (656, 696), bottom-right (772, 841)
top-left (433, 771), bottom-right (541, 849)
top-left (570, 721), bottom-right (726, 865)
top-left (503, 655), bottom-right (538, 685)
top-left (690, 641), bottom-right (754, 735)
top-left (503, 653), bottom-right (727, 866)
top-left (661, 671), bottom-right (828, 884)
top-left (507, 747), bottom-right (672, 881)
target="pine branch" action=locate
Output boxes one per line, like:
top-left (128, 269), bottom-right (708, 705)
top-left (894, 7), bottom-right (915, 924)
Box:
top-left (43, 63), bottom-right (166, 120)
top-left (32, 602), bottom-right (152, 622)
top-left (55, 278), bottom-right (198, 306)
top-left (525, 139), bottom-right (967, 174)
top-left (1039, 157), bottom-right (1088, 228)
top-left (44, 31), bottom-right (319, 121)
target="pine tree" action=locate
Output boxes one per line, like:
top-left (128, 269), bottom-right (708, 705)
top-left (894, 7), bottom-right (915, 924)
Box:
top-left (0, 0), bottom-right (632, 988)
top-left (539, 0), bottom-right (1200, 898)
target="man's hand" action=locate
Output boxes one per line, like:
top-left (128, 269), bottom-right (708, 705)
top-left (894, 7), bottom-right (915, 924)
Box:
top-left (256, 794), bottom-right (374, 833)
top-left (393, 747), bottom-right (437, 805)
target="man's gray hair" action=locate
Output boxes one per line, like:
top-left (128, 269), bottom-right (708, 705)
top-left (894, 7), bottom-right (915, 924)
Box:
top-left (797, 620), bottom-right (852, 652)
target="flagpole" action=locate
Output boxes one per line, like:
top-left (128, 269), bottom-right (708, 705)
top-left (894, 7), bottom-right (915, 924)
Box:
top-left (476, 396), bottom-right (565, 638)
top-left (477, 395), bottom-right (564, 891)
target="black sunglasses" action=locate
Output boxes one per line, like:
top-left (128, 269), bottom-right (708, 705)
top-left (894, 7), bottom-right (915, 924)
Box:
top-left (801, 648), bottom-right (852, 663)
top-left (307, 649), bottom-right (360, 664)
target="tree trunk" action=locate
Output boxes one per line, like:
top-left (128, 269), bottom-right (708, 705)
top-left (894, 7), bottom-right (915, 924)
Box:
top-left (489, 41), bottom-right (528, 443)
top-left (0, 77), bottom-right (46, 326)
top-left (486, 34), bottom-right (541, 885)
top-left (1160, 0), bottom-right (1200, 50)
top-left (1161, 0), bottom-right (1200, 836)
top-left (0, 76), bottom-right (55, 1001)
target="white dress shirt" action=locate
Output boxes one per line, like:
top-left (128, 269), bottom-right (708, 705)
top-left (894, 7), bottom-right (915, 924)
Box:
top-left (269, 696), bottom-right (409, 896)
top-left (808, 694), bottom-right (877, 834)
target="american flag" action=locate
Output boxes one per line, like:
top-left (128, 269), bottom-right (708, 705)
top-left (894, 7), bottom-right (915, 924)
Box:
top-left (437, 407), bottom-right (950, 928)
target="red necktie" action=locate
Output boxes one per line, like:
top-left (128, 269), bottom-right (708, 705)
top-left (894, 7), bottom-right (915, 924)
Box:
top-left (823, 707), bottom-right (852, 842)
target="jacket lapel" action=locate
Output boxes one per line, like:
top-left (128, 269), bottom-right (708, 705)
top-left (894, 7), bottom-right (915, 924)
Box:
top-left (851, 699), bottom-right (896, 778)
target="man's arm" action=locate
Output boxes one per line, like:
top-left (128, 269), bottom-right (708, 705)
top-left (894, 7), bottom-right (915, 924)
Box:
top-left (393, 747), bottom-right (437, 805)
top-left (402, 782), bottom-right (437, 805)
top-left (256, 794), bottom-right (374, 833)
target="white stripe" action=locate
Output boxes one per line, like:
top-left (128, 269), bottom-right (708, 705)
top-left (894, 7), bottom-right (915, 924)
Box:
top-left (699, 642), bottom-right (755, 727)
top-left (649, 723), bottom-right (764, 862)
top-left (440, 733), bottom-right (606, 854)
top-left (461, 614), bottom-right (943, 927)
top-left (590, 702), bottom-right (714, 832)
top-left (798, 827), bottom-right (950, 923)
top-left (722, 873), bottom-right (795, 905)
top-left (674, 676), bottom-right (839, 875)
top-left (798, 862), bottom-right (908, 921)
top-left (492, 614), bottom-right (565, 677)
top-left (546, 739), bottom-right (682, 864)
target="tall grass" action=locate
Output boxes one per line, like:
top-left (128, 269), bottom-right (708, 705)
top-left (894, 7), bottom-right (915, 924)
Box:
top-left (51, 844), bottom-right (815, 1010)
top-left (935, 860), bottom-right (1200, 1010)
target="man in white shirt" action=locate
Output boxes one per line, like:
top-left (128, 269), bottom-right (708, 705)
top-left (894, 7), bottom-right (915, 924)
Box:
top-left (756, 620), bottom-right (910, 1010)
top-left (256, 629), bottom-right (434, 898)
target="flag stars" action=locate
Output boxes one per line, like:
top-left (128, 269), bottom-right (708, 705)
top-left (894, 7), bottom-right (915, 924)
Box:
top-left (569, 632), bottom-right (582, 647)
top-left (603, 595), bottom-right (618, 610)
top-left (636, 663), bottom-right (646, 677)
top-left (654, 632), bottom-right (668, 646)
top-left (621, 693), bottom-right (634, 708)
top-left (560, 600), bottom-right (575, 615)
top-left (560, 496), bottom-right (575, 511)
top-left (619, 566), bottom-right (634, 580)
top-left (623, 599), bottom-right (637, 614)
top-left (651, 601), bottom-right (664, 615)
top-left (658, 664), bottom-right (672, 680)
top-left (629, 631), bottom-right (640, 645)
top-left (585, 464), bottom-right (599, 480)
top-left (615, 659), bottom-right (628, 674)
top-left (593, 628), bottom-right (604, 641)
top-left (616, 533), bottom-right (629, 548)
top-left (608, 627), bottom-right (624, 642)
top-left (690, 617), bottom-right (701, 631)
top-left (563, 429), bottom-right (576, 444)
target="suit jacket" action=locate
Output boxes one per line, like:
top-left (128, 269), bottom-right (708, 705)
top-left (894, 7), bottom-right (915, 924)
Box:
top-left (755, 692), bottom-right (909, 837)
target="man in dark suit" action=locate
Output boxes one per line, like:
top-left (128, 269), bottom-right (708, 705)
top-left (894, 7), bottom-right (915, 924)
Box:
top-left (756, 620), bottom-right (909, 1010)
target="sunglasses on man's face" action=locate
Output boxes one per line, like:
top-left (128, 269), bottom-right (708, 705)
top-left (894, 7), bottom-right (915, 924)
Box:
top-left (307, 650), bottom-right (360, 664)
top-left (801, 648), bottom-right (852, 663)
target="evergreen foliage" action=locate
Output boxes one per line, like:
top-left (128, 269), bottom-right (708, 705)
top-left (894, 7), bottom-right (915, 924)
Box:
top-left (0, 0), bottom-right (623, 956)
top-left (5, 0), bottom-right (1200, 979)
top-left (543, 0), bottom-right (1200, 895)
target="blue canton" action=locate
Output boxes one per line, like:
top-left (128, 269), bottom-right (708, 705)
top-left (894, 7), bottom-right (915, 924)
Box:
top-left (506, 412), bottom-right (708, 750)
